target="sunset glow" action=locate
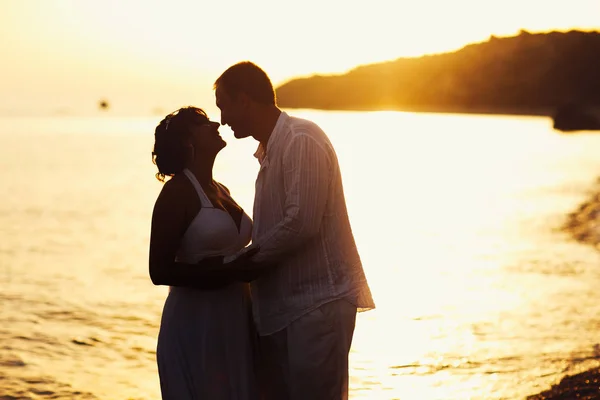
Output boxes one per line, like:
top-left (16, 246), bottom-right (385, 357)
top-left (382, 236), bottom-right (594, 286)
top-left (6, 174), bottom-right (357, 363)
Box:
top-left (1, 0), bottom-right (598, 115)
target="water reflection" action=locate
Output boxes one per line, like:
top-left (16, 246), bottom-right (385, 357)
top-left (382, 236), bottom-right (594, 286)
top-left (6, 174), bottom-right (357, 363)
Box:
top-left (2, 111), bottom-right (600, 399)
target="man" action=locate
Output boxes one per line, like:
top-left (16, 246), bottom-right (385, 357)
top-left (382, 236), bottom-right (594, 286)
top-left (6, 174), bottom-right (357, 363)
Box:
top-left (214, 61), bottom-right (375, 400)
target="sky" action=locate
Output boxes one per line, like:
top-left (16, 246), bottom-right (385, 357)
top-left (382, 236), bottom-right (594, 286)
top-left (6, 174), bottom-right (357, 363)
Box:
top-left (0, 0), bottom-right (598, 116)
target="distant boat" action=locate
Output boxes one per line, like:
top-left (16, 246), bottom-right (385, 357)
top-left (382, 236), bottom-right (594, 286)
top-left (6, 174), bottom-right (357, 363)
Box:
top-left (552, 103), bottom-right (600, 132)
top-left (99, 100), bottom-right (109, 111)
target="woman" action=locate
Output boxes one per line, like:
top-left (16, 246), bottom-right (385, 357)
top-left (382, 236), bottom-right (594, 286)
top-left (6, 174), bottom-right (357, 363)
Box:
top-left (149, 106), bottom-right (259, 399)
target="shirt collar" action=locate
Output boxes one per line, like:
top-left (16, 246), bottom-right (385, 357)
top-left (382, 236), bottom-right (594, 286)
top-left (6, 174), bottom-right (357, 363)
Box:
top-left (253, 111), bottom-right (288, 165)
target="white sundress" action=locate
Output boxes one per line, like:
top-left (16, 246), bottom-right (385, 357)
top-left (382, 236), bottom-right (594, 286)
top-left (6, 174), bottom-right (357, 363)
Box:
top-left (156, 168), bottom-right (258, 400)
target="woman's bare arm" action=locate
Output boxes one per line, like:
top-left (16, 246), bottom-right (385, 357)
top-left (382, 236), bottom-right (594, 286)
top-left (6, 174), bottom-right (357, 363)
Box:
top-left (148, 179), bottom-right (243, 290)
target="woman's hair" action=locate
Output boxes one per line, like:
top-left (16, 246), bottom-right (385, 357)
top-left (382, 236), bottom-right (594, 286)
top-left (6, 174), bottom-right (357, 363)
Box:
top-left (152, 106), bottom-right (209, 182)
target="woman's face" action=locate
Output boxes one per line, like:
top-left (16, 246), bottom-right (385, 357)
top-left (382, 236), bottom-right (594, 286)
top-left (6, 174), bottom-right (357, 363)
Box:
top-left (190, 120), bottom-right (226, 158)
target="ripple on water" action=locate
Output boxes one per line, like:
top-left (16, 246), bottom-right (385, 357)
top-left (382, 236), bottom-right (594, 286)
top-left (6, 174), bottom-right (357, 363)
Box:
top-left (0, 352), bottom-right (94, 399)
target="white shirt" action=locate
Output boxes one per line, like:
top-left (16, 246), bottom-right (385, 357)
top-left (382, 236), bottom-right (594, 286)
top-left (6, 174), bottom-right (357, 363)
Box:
top-left (250, 111), bottom-right (375, 335)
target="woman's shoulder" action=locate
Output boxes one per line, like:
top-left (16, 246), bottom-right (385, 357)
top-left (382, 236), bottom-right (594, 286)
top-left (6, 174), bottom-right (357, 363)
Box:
top-left (159, 174), bottom-right (186, 193)
top-left (156, 173), bottom-right (195, 204)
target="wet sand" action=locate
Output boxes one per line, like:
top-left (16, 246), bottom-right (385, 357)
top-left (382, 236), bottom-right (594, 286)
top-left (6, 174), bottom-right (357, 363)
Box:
top-left (527, 367), bottom-right (600, 399)
top-left (562, 178), bottom-right (600, 249)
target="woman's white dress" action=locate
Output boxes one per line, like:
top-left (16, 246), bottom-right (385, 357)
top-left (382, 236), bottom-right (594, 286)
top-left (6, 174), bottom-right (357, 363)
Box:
top-left (156, 169), bottom-right (257, 399)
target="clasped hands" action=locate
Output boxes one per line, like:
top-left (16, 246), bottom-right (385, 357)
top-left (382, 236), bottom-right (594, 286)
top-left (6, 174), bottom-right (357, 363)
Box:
top-left (202, 245), bottom-right (270, 282)
top-left (224, 245), bottom-right (271, 282)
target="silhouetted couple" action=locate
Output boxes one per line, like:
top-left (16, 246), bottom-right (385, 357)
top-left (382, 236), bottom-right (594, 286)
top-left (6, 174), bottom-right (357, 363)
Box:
top-left (148, 62), bottom-right (375, 400)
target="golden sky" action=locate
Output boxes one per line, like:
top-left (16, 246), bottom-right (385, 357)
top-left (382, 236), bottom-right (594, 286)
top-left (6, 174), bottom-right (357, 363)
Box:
top-left (1, 0), bottom-right (598, 116)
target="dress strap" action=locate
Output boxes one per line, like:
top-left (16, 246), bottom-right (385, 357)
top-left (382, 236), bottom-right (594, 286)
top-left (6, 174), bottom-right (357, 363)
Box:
top-left (182, 169), bottom-right (213, 208)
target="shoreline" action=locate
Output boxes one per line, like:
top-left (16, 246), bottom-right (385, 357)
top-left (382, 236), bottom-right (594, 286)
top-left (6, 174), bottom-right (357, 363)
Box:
top-left (562, 178), bottom-right (600, 249)
top-left (527, 367), bottom-right (600, 399)
top-left (526, 179), bottom-right (600, 399)
top-left (279, 104), bottom-right (553, 118)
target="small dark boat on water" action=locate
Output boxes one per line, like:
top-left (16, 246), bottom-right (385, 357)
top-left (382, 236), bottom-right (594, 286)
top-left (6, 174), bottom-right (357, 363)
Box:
top-left (552, 103), bottom-right (600, 132)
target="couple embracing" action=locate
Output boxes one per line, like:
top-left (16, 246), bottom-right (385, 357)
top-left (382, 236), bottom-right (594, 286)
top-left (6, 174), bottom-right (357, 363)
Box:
top-left (148, 61), bottom-right (375, 400)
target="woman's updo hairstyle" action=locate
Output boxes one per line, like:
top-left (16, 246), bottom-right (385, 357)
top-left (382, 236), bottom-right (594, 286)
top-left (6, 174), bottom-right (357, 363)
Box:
top-left (152, 106), bottom-right (209, 182)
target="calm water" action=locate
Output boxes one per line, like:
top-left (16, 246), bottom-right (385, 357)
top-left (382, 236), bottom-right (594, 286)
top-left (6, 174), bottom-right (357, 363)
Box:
top-left (2, 110), bottom-right (600, 400)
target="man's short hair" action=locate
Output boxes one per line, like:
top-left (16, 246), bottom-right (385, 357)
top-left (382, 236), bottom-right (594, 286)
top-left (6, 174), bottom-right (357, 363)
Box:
top-left (214, 61), bottom-right (276, 106)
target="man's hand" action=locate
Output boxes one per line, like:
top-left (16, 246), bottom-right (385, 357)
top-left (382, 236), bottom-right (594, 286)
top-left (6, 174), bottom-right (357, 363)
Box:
top-left (222, 246), bottom-right (277, 282)
top-left (223, 245), bottom-right (260, 267)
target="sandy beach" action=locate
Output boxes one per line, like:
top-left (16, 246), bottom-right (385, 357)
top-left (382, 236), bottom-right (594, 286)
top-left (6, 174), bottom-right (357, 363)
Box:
top-left (527, 367), bottom-right (600, 399)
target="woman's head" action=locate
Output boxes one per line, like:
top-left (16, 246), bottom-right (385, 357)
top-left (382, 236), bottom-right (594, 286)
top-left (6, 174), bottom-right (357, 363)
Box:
top-left (152, 106), bottom-right (225, 182)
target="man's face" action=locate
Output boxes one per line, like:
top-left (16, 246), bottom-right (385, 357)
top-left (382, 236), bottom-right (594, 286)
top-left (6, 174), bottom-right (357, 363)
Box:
top-left (215, 85), bottom-right (252, 139)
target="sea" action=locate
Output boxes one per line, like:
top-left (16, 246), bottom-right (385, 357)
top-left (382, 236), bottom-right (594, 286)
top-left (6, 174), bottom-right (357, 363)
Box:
top-left (2, 109), bottom-right (600, 400)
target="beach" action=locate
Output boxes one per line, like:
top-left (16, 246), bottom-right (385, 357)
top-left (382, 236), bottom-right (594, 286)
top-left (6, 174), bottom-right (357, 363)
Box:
top-left (528, 367), bottom-right (600, 399)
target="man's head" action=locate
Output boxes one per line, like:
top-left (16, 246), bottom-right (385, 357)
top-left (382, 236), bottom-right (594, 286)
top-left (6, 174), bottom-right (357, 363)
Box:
top-left (214, 61), bottom-right (276, 139)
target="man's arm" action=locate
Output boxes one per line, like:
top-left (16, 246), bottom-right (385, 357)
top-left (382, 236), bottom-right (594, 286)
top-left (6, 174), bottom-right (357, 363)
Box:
top-left (252, 133), bottom-right (331, 264)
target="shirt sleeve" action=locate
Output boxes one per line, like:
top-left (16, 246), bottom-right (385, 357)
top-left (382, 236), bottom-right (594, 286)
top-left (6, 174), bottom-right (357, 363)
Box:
top-left (252, 133), bottom-right (331, 264)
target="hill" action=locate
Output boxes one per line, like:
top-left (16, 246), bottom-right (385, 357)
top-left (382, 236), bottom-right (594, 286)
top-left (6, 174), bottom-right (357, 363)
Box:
top-left (275, 30), bottom-right (600, 117)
